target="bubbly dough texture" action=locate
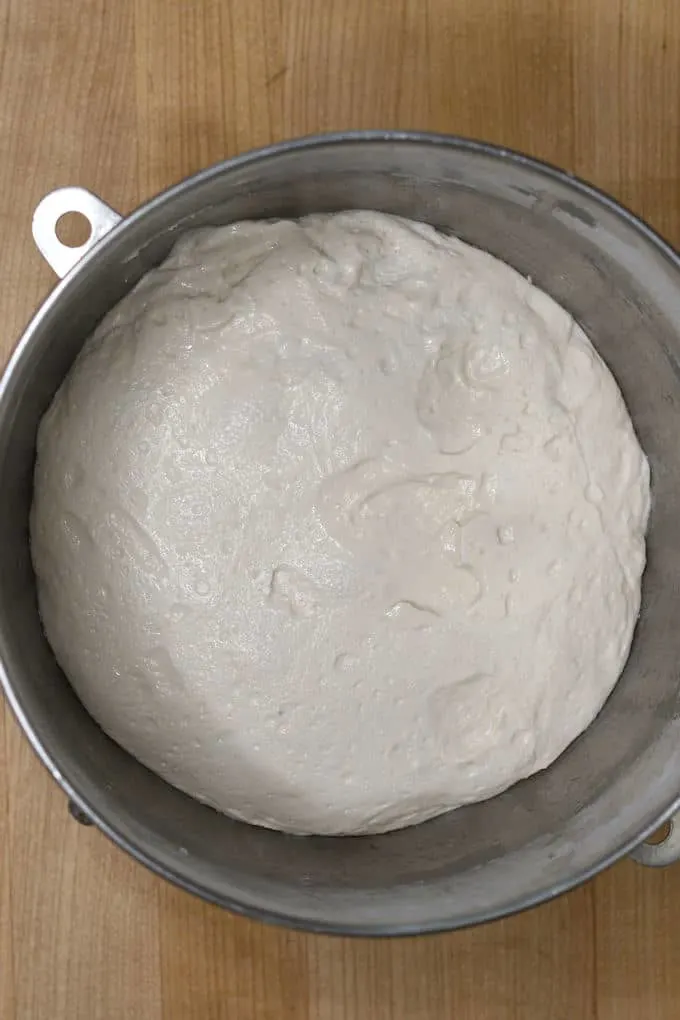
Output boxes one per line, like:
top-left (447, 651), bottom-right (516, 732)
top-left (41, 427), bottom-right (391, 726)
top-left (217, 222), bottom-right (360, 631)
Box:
top-left (31, 211), bottom-right (651, 835)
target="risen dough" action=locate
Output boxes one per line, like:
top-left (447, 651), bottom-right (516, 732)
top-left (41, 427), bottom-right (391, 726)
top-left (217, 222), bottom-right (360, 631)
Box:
top-left (31, 211), bottom-right (650, 835)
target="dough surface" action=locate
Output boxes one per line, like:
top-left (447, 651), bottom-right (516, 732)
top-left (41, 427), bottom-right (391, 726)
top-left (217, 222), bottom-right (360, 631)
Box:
top-left (31, 211), bottom-right (651, 835)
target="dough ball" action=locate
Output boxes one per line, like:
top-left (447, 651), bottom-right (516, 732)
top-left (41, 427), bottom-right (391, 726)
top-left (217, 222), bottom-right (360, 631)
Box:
top-left (31, 212), bottom-right (650, 835)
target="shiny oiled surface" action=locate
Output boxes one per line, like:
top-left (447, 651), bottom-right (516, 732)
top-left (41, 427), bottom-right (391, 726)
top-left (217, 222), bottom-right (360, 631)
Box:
top-left (1, 0), bottom-right (680, 1017)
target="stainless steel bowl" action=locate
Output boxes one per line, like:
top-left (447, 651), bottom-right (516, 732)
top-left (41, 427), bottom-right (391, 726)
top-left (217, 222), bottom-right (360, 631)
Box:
top-left (2, 132), bottom-right (680, 936)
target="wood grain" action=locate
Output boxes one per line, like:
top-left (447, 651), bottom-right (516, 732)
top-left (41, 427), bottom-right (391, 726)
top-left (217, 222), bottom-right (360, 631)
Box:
top-left (1, 0), bottom-right (680, 1016)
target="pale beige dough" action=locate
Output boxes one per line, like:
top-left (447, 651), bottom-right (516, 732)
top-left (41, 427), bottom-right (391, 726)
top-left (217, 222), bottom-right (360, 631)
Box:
top-left (31, 211), bottom-right (650, 835)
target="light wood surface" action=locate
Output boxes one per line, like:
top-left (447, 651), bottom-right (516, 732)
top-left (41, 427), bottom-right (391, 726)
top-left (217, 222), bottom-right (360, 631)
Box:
top-left (2, 0), bottom-right (680, 1016)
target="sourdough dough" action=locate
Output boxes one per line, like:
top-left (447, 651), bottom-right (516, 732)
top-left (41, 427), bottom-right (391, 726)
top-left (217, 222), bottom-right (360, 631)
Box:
top-left (30, 211), bottom-right (650, 835)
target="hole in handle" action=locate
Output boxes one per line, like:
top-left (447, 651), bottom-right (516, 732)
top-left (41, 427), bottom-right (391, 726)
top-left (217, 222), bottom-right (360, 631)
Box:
top-left (644, 819), bottom-right (672, 846)
top-left (55, 211), bottom-right (92, 248)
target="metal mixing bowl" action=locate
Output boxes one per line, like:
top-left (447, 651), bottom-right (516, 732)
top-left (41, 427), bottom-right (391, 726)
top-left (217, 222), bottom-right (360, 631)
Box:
top-left (2, 132), bottom-right (680, 936)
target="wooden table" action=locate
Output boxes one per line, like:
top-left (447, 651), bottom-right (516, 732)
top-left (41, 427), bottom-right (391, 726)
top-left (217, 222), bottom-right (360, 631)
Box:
top-left (2, 0), bottom-right (680, 1016)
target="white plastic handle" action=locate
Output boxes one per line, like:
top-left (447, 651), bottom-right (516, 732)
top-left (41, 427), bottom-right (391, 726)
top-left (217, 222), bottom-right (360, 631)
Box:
top-left (630, 811), bottom-right (680, 867)
top-left (32, 187), bottom-right (121, 278)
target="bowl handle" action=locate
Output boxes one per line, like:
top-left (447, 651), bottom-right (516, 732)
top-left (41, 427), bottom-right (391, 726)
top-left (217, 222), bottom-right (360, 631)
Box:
top-left (32, 187), bottom-right (121, 278)
top-left (67, 799), bottom-right (93, 826)
top-left (630, 811), bottom-right (680, 867)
